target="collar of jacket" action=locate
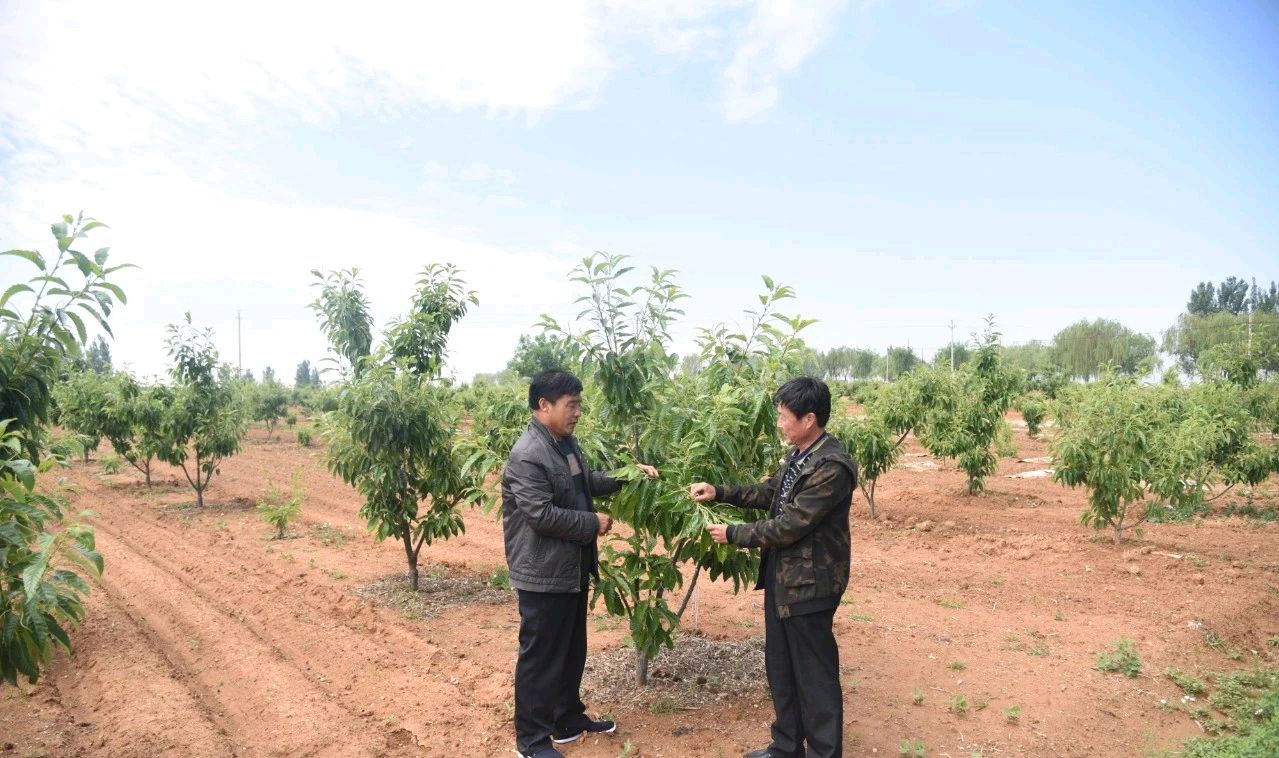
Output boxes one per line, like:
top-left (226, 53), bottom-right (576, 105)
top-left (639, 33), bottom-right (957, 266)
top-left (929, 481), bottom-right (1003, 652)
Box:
top-left (790, 434), bottom-right (852, 479)
top-left (528, 418), bottom-right (579, 464)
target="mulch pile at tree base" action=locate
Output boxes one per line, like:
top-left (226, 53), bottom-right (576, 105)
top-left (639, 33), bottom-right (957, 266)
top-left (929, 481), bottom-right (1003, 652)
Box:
top-left (583, 632), bottom-right (767, 710)
top-left (356, 570), bottom-right (513, 619)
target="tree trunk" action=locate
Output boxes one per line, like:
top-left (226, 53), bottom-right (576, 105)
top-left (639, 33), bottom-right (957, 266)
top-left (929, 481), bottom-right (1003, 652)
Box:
top-left (403, 532), bottom-right (420, 591)
top-left (144, 460), bottom-right (152, 488)
top-left (675, 566), bottom-right (702, 621)
top-left (636, 650), bottom-right (649, 686)
top-left (862, 481), bottom-right (878, 519)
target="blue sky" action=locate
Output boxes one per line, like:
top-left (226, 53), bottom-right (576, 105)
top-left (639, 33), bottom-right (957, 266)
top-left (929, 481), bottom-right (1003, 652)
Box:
top-left (1, 0), bottom-right (1275, 380)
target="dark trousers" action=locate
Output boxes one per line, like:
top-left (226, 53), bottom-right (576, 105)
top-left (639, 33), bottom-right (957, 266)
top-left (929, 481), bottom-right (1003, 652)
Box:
top-left (764, 592), bottom-right (843, 758)
top-left (515, 588), bottom-right (590, 753)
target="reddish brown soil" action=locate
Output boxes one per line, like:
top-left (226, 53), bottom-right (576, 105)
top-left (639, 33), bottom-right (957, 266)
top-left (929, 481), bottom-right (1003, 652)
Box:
top-left (3, 418), bottom-right (1277, 757)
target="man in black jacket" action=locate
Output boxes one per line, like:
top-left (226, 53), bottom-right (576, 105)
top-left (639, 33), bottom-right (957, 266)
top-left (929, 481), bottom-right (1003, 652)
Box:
top-left (502, 369), bottom-right (658, 758)
top-left (691, 377), bottom-right (857, 758)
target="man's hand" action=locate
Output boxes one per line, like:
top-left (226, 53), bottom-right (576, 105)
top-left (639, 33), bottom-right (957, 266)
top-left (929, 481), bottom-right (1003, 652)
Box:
top-left (707, 524), bottom-right (730, 544)
top-left (637, 463), bottom-right (660, 479)
top-left (689, 482), bottom-right (716, 502)
top-left (597, 514), bottom-right (613, 535)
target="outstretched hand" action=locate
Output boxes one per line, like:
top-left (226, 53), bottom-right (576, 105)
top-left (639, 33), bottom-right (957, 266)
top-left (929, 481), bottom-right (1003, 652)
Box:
top-left (688, 482), bottom-right (716, 502)
top-left (706, 524), bottom-right (730, 544)
top-left (636, 463), bottom-right (660, 479)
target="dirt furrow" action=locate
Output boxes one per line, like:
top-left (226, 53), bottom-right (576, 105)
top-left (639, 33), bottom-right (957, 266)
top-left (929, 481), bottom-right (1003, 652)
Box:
top-left (91, 525), bottom-right (417, 756)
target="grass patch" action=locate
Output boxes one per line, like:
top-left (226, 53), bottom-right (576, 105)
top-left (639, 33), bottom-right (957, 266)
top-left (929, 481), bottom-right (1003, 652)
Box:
top-left (1165, 667), bottom-right (1209, 696)
top-left (1095, 638), bottom-right (1142, 678)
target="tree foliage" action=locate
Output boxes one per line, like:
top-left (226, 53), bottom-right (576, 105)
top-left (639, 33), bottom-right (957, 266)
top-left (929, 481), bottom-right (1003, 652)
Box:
top-left (156, 315), bottom-right (248, 508)
top-left (534, 255), bottom-right (812, 685)
top-left (506, 333), bottom-right (576, 379)
top-left (250, 379), bottom-right (290, 439)
top-left (310, 268), bottom-right (374, 378)
top-left (1052, 319), bottom-right (1156, 381)
top-left (1052, 375), bottom-right (1277, 542)
top-left (314, 265), bottom-right (481, 590)
top-left (1, 214), bottom-right (130, 685)
top-left (916, 318), bottom-right (1021, 494)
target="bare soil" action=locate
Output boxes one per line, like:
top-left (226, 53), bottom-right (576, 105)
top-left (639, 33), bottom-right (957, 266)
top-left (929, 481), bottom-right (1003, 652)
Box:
top-left (3, 418), bottom-right (1277, 757)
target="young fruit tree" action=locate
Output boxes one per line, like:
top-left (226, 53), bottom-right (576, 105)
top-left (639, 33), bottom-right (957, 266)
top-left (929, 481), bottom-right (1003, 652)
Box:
top-left (157, 315), bottom-right (249, 508)
top-left (104, 377), bottom-right (170, 487)
top-left (313, 265), bottom-right (484, 590)
top-left (51, 370), bottom-right (109, 461)
top-left (915, 318), bottom-right (1021, 494)
top-left (828, 370), bottom-right (950, 517)
top-left (251, 378), bottom-right (290, 439)
top-left (1052, 375), bottom-right (1277, 542)
top-left (2, 214), bottom-right (131, 685)
top-left (538, 255), bottom-right (811, 685)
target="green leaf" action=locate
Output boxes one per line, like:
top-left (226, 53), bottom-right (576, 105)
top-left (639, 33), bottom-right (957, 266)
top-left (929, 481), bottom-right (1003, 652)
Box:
top-left (0, 283), bottom-right (34, 309)
top-left (67, 250), bottom-right (96, 277)
top-left (64, 310), bottom-right (88, 344)
top-left (1, 249), bottom-right (46, 271)
top-left (94, 281), bottom-right (127, 305)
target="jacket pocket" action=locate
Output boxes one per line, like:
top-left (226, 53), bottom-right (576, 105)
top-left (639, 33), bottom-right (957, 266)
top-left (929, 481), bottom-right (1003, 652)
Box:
top-left (778, 544), bottom-right (816, 588)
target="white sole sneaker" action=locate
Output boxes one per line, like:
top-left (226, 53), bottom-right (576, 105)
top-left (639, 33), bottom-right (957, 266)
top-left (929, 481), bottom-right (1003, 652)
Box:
top-left (551, 731), bottom-right (585, 745)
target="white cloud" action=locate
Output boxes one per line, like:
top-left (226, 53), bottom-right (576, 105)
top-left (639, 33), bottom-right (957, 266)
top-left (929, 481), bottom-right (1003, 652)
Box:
top-left (0, 1), bottom-right (855, 378)
top-left (722, 0), bottom-right (849, 120)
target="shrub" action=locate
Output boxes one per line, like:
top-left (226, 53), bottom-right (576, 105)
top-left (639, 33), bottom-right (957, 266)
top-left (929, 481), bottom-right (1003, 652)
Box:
top-left (1094, 638), bottom-right (1141, 677)
top-left (258, 473), bottom-right (303, 539)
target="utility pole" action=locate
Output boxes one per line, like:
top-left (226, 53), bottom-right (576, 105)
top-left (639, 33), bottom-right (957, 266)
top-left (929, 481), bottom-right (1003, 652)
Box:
top-left (948, 320), bottom-right (956, 372)
top-left (237, 309), bottom-right (242, 376)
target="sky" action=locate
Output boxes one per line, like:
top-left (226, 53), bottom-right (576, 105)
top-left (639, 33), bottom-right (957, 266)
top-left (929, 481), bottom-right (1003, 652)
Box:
top-left (1, 0), bottom-right (1276, 383)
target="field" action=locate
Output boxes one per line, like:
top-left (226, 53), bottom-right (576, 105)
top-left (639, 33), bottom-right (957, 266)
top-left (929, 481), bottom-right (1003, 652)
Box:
top-left (2, 412), bottom-right (1277, 757)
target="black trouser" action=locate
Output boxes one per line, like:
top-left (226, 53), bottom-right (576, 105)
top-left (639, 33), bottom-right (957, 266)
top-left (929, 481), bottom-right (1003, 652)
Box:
top-left (515, 588), bottom-right (590, 754)
top-left (764, 590), bottom-right (843, 758)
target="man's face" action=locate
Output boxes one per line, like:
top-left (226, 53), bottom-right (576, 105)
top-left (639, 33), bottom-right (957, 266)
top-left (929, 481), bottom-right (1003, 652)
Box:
top-left (539, 393), bottom-right (583, 438)
top-left (776, 403), bottom-right (815, 447)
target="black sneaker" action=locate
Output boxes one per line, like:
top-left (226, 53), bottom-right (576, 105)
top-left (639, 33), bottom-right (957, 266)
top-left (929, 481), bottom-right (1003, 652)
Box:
top-left (743, 748), bottom-right (801, 758)
top-left (552, 717), bottom-right (618, 744)
top-left (516, 747), bottom-right (565, 758)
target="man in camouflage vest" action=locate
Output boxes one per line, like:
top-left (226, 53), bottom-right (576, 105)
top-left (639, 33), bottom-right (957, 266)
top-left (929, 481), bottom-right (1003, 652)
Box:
top-left (691, 377), bottom-right (857, 758)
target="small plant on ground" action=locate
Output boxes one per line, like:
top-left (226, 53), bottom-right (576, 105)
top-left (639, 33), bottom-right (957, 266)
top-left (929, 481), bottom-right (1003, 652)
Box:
top-left (1004, 704), bottom-right (1021, 723)
top-left (487, 566), bottom-right (511, 590)
top-left (100, 453), bottom-right (122, 474)
top-left (948, 661), bottom-right (967, 671)
top-left (912, 688), bottom-right (924, 705)
top-left (1095, 638), bottom-right (1142, 677)
top-left (1164, 667), bottom-right (1208, 696)
top-left (1204, 630), bottom-right (1245, 661)
top-left (1028, 645), bottom-right (1051, 657)
top-left (258, 472), bottom-right (304, 539)
top-left (949, 694), bottom-right (969, 716)
top-left (899, 738), bottom-right (926, 757)
top-left (937, 598), bottom-right (964, 609)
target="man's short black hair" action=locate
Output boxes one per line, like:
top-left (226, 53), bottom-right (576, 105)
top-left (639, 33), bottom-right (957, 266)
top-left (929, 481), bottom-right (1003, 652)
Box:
top-left (528, 369), bottom-right (583, 410)
top-left (773, 376), bottom-right (831, 428)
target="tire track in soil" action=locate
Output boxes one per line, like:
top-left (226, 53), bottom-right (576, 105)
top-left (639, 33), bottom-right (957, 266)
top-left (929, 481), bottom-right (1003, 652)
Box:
top-left (89, 488), bottom-right (512, 753)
